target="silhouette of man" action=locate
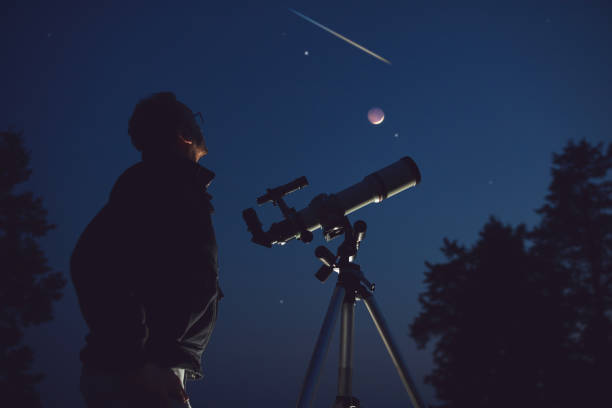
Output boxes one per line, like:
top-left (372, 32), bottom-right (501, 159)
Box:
top-left (71, 92), bottom-right (222, 408)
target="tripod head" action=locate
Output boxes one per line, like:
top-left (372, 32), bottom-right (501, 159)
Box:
top-left (314, 218), bottom-right (374, 292)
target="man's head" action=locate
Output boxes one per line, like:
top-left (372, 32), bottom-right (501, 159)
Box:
top-left (128, 92), bottom-right (208, 162)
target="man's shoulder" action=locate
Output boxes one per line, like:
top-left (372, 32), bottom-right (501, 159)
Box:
top-left (110, 162), bottom-right (153, 200)
top-left (116, 161), bottom-right (148, 184)
top-left (110, 161), bottom-right (194, 210)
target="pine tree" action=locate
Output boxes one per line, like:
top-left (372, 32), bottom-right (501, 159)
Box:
top-left (0, 130), bottom-right (66, 407)
top-left (410, 217), bottom-right (564, 407)
top-left (530, 139), bottom-right (612, 406)
top-left (411, 139), bottom-right (612, 408)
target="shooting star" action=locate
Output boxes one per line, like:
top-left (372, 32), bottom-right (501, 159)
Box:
top-left (289, 8), bottom-right (391, 65)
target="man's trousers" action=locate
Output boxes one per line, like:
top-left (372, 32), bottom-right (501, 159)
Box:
top-left (79, 365), bottom-right (193, 408)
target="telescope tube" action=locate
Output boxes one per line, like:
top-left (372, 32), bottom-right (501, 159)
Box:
top-left (267, 157), bottom-right (421, 244)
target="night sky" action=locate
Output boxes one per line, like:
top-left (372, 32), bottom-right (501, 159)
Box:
top-left (2, 1), bottom-right (611, 407)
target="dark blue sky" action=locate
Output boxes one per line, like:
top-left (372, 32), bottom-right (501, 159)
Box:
top-left (2, 1), bottom-right (611, 406)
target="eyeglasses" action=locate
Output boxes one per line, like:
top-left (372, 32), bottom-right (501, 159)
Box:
top-left (188, 112), bottom-right (205, 139)
top-left (193, 112), bottom-right (204, 126)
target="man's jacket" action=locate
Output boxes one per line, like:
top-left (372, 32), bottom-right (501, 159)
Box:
top-left (70, 153), bottom-right (221, 380)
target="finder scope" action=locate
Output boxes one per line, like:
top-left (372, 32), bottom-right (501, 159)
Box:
top-left (243, 157), bottom-right (421, 247)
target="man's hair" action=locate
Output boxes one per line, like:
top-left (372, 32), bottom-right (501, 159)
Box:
top-left (128, 92), bottom-right (200, 152)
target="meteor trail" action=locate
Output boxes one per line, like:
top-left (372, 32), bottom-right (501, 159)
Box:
top-left (289, 8), bottom-right (391, 65)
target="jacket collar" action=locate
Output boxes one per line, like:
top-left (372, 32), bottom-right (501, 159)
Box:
top-left (142, 151), bottom-right (215, 192)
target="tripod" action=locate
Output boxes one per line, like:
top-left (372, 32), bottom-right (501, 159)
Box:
top-left (296, 219), bottom-right (426, 408)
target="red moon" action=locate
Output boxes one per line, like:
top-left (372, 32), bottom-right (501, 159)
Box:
top-left (367, 107), bottom-right (385, 125)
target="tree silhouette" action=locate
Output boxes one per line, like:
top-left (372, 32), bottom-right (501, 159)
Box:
top-left (411, 139), bottom-right (611, 408)
top-left (530, 139), bottom-right (612, 406)
top-left (0, 130), bottom-right (66, 407)
top-left (411, 217), bottom-right (566, 407)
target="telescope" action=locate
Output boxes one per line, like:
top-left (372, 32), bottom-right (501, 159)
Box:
top-left (242, 157), bottom-right (421, 247)
top-left (243, 156), bottom-right (427, 408)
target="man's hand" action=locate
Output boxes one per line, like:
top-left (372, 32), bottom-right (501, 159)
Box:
top-left (123, 363), bottom-right (189, 407)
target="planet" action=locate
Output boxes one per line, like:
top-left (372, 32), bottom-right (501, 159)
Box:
top-left (367, 107), bottom-right (385, 125)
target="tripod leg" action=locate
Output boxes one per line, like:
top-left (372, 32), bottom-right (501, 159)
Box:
top-left (297, 285), bottom-right (346, 408)
top-left (338, 295), bottom-right (355, 398)
top-left (333, 294), bottom-right (361, 408)
top-left (361, 294), bottom-right (427, 408)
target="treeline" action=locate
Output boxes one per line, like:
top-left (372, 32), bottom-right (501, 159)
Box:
top-left (0, 130), bottom-right (65, 407)
top-left (411, 139), bottom-right (611, 408)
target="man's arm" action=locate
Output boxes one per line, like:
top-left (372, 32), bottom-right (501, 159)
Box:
top-left (136, 186), bottom-right (219, 346)
top-left (71, 203), bottom-right (150, 370)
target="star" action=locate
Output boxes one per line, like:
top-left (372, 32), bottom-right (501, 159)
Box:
top-left (394, 133), bottom-right (399, 138)
top-left (304, 50), bottom-right (309, 56)
top-left (279, 299), bottom-right (284, 304)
